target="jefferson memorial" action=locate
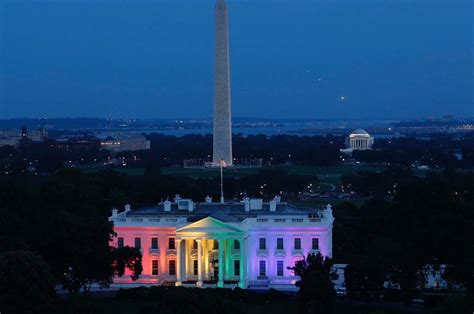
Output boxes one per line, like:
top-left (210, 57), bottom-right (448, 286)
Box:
top-left (340, 129), bottom-right (374, 154)
top-left (109, 196), bottom-right (334, 290)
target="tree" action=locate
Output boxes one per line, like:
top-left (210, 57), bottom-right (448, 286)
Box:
top-left (345, 259), bottom-right (386, 301)
top-left (0, 251), bottom-right (56, 314)
top-left (112, 246), bottom-right (143, 280)
top-left (288, 253), bottom-right (336, 314)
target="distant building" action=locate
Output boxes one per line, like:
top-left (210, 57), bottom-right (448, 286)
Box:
top-left (340, 129), bottom-right (374, 155)
top-left (0, 128), bottom-right (48, 147)
top-left (109, 196), bottom-right (334, 290)
top-left (47, 136), bottom-right (100, 151)
top-left (100, 134), bottom-right (150, 153)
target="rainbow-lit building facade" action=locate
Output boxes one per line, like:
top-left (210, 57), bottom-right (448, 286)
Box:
top-left (109, 196), bottom-right (334, 290)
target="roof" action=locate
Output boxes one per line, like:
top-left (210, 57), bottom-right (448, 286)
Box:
top-left (349, 129), bottom-right (370, 137)
top-left (125, 200), bottom-right (323, 221)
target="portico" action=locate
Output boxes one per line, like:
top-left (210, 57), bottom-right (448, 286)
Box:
top-left (175, 217), bottom-right (246, 288)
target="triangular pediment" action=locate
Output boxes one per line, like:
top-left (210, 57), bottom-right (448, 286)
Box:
top-left (176, 216), bottom-right (243, 235)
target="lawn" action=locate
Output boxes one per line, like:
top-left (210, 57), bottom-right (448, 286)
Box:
top-left (81, 167), bottom-right (146, 176)
top-left (161, 164), bottom-right (386, 188)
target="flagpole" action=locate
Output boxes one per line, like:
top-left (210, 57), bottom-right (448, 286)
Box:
top-left (220, 159), bottom-right (224, 203)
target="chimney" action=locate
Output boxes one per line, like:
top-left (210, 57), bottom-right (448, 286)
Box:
top-left (124, 204), bottom-right (131, 213)
top-left (111, 208), bottom-right (118, 217)
top-left (164, 200), bottom-right (172, 212)
top-left (243, 197), bottom-right (250, 212)
top-left (205, 195), bottom-right (212, 203)
top-left (174, 194), bottom-right (181, 202)
top-left (188, 200), bottom-right (194, 212)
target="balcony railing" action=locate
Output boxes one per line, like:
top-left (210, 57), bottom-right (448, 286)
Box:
top-left (149, 248), bottom-right (160, 255)
top-left (274, 249), bottom-right (286, 257)
top-left (166, 248), bottom-right (177, 256)
top-left (256, 249), bottom-right (268, 257)
top-left (292, 249), bottom-right (304, 257)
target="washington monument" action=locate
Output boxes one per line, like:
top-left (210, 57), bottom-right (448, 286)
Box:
top-left (213, 0), bottom-right (233, 166)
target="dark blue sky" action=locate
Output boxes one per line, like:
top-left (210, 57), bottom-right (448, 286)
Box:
top-left (0, 0), bottom-right (472, 119)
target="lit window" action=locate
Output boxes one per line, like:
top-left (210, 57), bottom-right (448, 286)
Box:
top-left (294, 238), bottom-right (301, 250)
top-left (277, 238), bottom-right (284, 250)
top-left (169, 260), bottom-right (176, 276)
top-left (151, 237), bottom-right (158, 250)
top-left (152, 260), bottom-right (158, 275)
top-left (259, 260), bottom-right (266, 277)
top-left (234, 260), bottom-right (240, 276)
top-left (168, 238), bottom-right (175, 250)
top-left (277, 261), bottom-right (284, 276)
top-left (193, 260), bottom-right (198, 275)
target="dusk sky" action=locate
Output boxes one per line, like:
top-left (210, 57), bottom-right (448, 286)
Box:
top-left (0, 0), bottom-right (472, 119)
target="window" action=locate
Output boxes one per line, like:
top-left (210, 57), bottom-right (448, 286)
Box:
top-left (294, 238), bottom-right (301, 250)
top-left (234, 240), bottom-right (240, 250)
top-left (312, 238), bottom-right (319, 250)
top-left (134, 237), bottom-right (141, 249)
top-left (152, 260), bottom-right (159, 275)
top-left (259, 238), bottom-right (266, 250)
top-left (193, 240), bottom-right (198, 250)
top-left (169, 260), bottom-right (176, 275)
top-left (193, 260), bottom-right (198, 275)
top-left (117, 237), bottom-right (124, 248)
top-left (213, 240), bottom-right (219, 250)
top-left (151, 237), bottom-right (158, 250)
top-left (277, 261), bottom-right (284, 276)
top-left (168, 238), bottom-right (175, 250)
top-left (277, 238), bottom-right (284, 250)
top-left (259, 260), bottom-right (266, 277)
top-left (234, 260), bottom-right (240, 276)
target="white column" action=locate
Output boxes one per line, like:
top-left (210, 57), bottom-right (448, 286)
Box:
top-left (217, 239), bottom-right (224, 287)
top-left (176, 239), bottom-right (182, 286)
top-left (197, 239), bottom-right (203, 287)
top-left (238, 238), bottom-right (246, 288)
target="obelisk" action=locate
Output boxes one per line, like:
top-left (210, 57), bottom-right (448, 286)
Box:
top-left (213, 0), bottom-right (233, 166)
